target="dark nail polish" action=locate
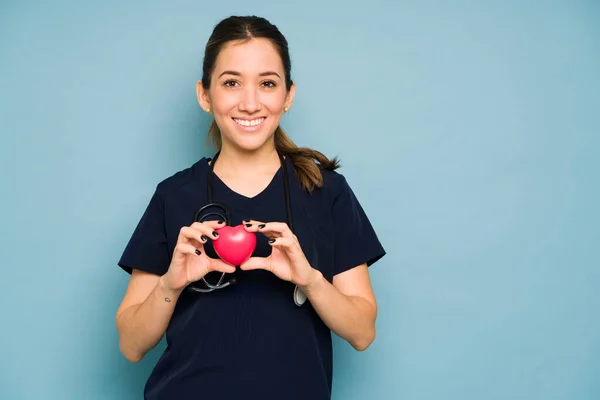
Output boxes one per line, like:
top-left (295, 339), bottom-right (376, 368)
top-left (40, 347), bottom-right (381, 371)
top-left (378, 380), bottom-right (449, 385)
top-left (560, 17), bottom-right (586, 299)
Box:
top-left (195, 249), bottom-right (201, 255)
top-left (212, 231), bottom-right (218, 237)
top-left (201, 235), bottom-right (208, 242)
top-left (245, 223), bottom-right (252, 228)
top-left (258, 224), bottom-right (266, 229)
top-left (268, 239), bottom-right (275, 244)
top-left (218, 220), bottom-right (225, 224)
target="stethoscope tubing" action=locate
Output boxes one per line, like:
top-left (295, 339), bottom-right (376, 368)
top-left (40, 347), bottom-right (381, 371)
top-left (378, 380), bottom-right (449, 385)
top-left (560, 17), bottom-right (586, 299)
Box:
top-left (186, 151), bottom-right (296, 296)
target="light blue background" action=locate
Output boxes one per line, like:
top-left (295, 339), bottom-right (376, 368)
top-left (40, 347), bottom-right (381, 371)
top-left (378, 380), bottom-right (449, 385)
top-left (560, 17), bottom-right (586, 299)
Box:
top-left (1, 1), bottom-right (599, 399)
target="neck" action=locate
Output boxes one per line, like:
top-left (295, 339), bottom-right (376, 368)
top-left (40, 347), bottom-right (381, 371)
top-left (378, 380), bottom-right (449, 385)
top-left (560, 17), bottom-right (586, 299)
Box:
top-left (214, 143), bottom-right (281, 176)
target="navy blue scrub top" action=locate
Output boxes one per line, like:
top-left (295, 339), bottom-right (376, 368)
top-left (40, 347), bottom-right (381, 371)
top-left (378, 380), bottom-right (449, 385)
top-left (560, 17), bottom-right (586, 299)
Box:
top-left (118, 156), bottom-right (386, 400)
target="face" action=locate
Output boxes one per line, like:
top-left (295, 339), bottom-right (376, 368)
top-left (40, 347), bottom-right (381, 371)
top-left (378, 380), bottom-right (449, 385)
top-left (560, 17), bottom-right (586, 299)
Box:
top-left (197, 38), bottom-right (295, 152)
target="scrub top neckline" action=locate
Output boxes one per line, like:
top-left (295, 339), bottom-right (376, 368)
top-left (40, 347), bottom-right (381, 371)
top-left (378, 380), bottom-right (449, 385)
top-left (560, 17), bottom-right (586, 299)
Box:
top-left (206, 157), bottom-right (283, 202)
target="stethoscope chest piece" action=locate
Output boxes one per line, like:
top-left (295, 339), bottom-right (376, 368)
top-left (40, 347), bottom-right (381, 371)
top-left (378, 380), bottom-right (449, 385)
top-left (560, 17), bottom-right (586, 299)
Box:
top-left (293, 285), bottom-right (307, 306)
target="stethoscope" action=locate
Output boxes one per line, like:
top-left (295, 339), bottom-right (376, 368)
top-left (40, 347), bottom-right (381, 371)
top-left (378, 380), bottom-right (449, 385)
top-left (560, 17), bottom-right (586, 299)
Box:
top-left (186, 150), bottom-right (307, 306)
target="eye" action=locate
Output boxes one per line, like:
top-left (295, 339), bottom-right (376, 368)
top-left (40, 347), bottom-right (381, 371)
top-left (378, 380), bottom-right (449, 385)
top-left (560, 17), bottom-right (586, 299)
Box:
top-left (223, 79), bottom-right (239, 88)
top-left (261, 80), bottom-right (277, 88)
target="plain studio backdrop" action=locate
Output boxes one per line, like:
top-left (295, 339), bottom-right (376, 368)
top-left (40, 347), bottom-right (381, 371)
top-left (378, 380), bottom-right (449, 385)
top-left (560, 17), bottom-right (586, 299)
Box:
top-left (1, 1), bottom-right (598, 399)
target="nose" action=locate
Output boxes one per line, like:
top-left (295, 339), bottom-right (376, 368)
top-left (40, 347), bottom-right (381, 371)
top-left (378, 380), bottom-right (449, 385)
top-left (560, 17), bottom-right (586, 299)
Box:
top-left (238, 86), bottom-right (262, 114)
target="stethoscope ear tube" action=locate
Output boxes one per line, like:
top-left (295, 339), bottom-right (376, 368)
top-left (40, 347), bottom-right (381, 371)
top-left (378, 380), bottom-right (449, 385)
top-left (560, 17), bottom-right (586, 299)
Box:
top-left (193, 202), bottom-right (231, 226)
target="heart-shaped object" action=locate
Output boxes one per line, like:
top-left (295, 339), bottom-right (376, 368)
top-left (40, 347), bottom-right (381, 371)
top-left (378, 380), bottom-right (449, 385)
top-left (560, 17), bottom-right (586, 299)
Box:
top-left (212, 224), bottom-right (257, 266)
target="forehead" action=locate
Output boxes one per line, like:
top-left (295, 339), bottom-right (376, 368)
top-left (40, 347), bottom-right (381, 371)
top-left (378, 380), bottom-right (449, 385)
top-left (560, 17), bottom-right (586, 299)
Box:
top-left (214, 38), bottom-right (284, 75)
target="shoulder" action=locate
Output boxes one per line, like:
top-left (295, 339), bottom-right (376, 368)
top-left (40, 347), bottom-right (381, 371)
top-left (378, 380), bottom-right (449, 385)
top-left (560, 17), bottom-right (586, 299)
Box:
top-left (154, 158), bottom-right (209, 200)
top-left (317, 167), bottom-right (352, 200)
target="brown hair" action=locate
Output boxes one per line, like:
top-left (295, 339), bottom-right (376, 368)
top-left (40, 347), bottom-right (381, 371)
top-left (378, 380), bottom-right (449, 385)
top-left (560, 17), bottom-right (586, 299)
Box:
top-left (201, 15), bottom-right (340, 193)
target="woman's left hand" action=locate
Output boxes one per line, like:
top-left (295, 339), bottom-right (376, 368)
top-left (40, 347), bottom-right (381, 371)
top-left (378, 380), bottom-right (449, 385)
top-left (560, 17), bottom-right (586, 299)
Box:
top-left (239, 220), bottom-right (318, 288)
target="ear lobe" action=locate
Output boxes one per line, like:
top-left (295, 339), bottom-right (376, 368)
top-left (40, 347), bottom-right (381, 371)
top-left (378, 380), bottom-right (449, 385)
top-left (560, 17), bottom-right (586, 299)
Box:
top-left (196, 81), bottom-right (211, 111)
top-left (285, 82), bottom-right (296, 110)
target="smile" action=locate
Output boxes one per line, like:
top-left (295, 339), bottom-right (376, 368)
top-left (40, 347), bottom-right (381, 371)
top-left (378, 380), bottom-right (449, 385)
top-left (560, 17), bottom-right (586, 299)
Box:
top-left (233, 117), bottom-right (265, 128)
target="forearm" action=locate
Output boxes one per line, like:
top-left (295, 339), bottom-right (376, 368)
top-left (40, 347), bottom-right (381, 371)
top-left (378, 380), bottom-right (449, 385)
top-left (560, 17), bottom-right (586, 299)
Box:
top-left (116, 277), bottom-right (183, 362)
top-left (302, 270), bottom-right (377, 351)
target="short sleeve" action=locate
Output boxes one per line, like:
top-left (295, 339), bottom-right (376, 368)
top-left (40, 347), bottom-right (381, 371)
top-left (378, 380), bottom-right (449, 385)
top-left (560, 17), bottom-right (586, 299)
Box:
top-left (332, 175), bottom-right (386, 276)
top-left (118, 188), bottom-right (170, 276)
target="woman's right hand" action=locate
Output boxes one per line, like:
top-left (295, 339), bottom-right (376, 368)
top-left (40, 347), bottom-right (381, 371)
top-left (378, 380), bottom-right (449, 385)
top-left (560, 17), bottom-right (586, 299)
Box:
top-left (161, 220), bottom-right (236, 292)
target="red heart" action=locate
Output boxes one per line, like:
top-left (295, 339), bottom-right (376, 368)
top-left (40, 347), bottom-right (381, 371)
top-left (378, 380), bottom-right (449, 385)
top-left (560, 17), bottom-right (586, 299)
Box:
top-left (212, 224), bottom-right (257, 266)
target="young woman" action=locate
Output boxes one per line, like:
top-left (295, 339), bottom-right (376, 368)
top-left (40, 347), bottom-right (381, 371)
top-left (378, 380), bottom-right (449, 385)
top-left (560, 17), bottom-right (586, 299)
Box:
top-left (115, 15), bottom-right (386, 400)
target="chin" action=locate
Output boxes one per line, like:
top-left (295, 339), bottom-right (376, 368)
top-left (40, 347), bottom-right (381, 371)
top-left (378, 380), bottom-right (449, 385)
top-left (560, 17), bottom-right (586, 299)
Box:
top-left (223, 122), bottom-right (277, 152)
top-left (233, 137), bottom-right (272, 153)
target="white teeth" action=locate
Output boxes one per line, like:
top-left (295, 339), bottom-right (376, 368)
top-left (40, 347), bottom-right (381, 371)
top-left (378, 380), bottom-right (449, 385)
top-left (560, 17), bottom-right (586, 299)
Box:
top-left (234, 118), bottom-right (264, 127)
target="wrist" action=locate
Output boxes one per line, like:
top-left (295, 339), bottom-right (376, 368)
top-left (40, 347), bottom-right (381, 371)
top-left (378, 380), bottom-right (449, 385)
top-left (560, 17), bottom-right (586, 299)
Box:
top-left (299, 268), bottom-right (324, 293)
top-left (157, 275), bottom-right (184, 300)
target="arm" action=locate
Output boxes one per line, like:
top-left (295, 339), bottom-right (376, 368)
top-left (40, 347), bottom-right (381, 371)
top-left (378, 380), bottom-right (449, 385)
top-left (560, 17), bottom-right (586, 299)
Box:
top-left (115, 220), bottom-right (235, 363)
top-left (302, 264), bottom-right (377, 351)
top-left (239, 220), bottom-right (380, 352)
top-left (115, 270), bottom-right (184, 363)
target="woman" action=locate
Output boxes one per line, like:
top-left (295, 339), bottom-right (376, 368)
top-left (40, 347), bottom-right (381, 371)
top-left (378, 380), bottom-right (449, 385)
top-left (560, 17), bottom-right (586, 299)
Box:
top-left (116, 15), bottom-right (386, 400)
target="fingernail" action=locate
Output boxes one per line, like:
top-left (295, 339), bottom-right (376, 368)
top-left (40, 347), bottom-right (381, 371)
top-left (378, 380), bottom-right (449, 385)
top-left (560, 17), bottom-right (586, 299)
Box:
top-left (212, 231), bottom-right (218, 237)
top-left (195, 249), bottom-right (201, 255)
top-left (245, 223), bottom-right (252, 227)
top-left (258, 224), bottom-right (266, 229)
top-left (201, 235), bottom-right (208, 242)
top-left (268, 239), bottom-right (275, 244)
top-left (218, 220), bottom-right (225, 224)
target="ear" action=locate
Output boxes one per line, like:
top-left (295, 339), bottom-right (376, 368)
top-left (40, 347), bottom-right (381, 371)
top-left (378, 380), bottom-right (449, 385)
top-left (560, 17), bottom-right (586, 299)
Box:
top-left (284, 81), bottom-right (296, 112)
top-left (196, 81), bottom-right (212, 113)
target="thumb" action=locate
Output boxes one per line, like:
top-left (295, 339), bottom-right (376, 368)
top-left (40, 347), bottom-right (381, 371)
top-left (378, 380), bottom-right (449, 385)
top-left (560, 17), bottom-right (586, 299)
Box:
top-left (208, 258), bottom-right (237, 274)
top-left (239, 257), bottom-right (269, 271)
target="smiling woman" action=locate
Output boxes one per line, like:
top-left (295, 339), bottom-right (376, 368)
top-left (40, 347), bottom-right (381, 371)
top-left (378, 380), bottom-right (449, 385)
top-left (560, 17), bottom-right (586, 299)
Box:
top-left (114, 15), bottom-right (386, 400)
top-left (197, 37), bottom-right (291, 152)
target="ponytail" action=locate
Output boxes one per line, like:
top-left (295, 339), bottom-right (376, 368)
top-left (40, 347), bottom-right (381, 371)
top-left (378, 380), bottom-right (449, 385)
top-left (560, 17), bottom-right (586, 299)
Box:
top-left (207, 122), bottom-right (340, 193)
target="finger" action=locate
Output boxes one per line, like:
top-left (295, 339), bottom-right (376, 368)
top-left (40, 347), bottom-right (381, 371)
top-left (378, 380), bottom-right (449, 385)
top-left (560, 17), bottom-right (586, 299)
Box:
top-left (190, 221), bottom-right (224, 240)
top-left (255, 222), bottom-right (293, 239)
top-left (180, 226), bottom-right (217, 247)
top-left (241, 219), bottom-right (265, 232)
top-left (242, 220), bottom-right (288, 236)
top-left (208, 258), bottom-right (237, 274)
top-left (268, 236), bottom-right (296, 249)
top-left (191, 220), bottom-right (225, 229)
top-left (178, 226), bottom-right (205, 248)
top-left (243, 222), bottom-right (280, 240)
top-left (174, 243), bottom-right (203, 257)
top-left (239, 257), bottom-right (269, 271)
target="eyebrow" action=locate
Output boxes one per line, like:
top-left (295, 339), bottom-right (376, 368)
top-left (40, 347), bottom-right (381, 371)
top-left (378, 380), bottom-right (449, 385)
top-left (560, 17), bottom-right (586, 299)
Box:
top-left (218, 70), bottom-right (281, 79)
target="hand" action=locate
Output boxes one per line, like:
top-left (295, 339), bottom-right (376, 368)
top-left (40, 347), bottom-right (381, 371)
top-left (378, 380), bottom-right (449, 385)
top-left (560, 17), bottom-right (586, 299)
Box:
top-left (239, 220), bottom-right (319, 289)
top-left (162, 220), bottom-right (236, 292)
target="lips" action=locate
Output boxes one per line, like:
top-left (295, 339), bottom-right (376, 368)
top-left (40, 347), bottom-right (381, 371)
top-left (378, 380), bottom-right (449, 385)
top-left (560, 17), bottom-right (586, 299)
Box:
top-left (233, 117), bottom-right (265, 129)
